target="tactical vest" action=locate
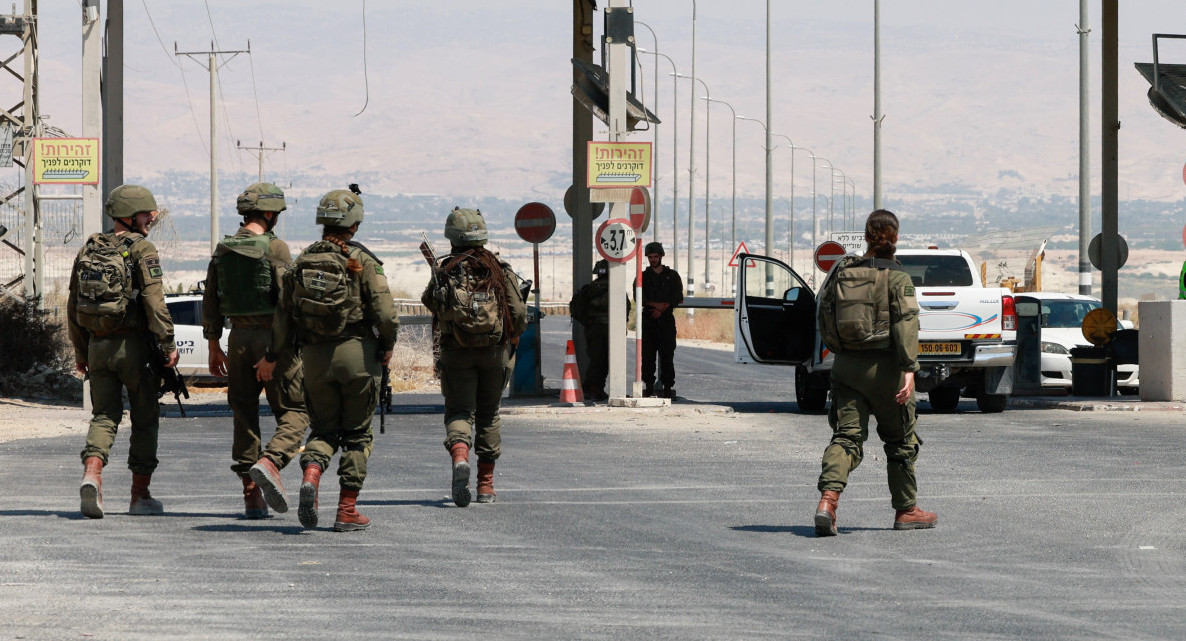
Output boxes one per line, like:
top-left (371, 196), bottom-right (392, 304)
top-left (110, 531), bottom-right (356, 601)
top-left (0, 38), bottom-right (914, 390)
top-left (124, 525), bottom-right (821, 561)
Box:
top-left (214, 232), bottom-right (276, 316)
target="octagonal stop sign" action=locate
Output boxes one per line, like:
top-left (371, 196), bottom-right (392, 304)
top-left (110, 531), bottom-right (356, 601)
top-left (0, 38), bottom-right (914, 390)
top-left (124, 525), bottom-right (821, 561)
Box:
top-left (514, 202), bottom-right (556, 244)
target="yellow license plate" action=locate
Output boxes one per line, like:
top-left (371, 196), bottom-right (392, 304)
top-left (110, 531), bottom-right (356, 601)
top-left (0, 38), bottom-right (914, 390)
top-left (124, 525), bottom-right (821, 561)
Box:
top-left (920, 342), bottom-right (961, 355)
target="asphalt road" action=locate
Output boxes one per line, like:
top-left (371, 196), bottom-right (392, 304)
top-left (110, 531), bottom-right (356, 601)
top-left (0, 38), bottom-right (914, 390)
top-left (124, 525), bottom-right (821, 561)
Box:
top-left (4, 317), bottom-right (1185, 639)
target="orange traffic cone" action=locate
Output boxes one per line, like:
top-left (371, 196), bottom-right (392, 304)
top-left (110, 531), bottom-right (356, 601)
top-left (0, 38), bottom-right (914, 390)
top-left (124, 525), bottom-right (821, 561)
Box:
top-left (557, 340), bottom-right (586, 406)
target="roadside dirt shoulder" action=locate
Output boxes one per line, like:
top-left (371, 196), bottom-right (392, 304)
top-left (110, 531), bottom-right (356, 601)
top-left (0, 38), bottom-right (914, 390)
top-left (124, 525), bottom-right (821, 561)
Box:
top-left (0, 398), bottom-right (88, 444)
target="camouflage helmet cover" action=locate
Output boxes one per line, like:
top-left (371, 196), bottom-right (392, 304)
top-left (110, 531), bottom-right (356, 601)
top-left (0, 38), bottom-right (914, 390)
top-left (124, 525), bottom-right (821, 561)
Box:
top-left (315, 189), bottom-right (364, 228)
top-left (236, 182), bottom-right (287, 214)
top-left (444, 207), bottom-right (488, 247)
top-left (644, 241), bottom-right (665, 257)
top-left (104, 184), bottom-right (158, 220)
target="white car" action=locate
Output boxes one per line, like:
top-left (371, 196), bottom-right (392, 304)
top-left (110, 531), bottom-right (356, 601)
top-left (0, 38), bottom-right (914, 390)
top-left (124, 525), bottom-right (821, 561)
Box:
top-left (1014, 292), bottom-right (1138, 393)
top-left (165, 294), bottom-right (229, 380)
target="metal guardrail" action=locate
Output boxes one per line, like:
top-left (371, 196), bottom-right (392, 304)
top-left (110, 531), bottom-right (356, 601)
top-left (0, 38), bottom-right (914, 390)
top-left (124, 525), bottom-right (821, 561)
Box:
top-left (393, 299), bottom-right (571, 326)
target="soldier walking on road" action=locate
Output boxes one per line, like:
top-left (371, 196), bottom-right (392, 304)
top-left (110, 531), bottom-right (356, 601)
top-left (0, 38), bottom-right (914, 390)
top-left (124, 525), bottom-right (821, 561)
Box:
top-left (814, 209), bottom-right (937, 536)
top-left (641, 242), bottom-right (683, 399)
top-left (201, 183), bottom-right (309, 519)
top-left (68, 185), bottom-right (178, 519)
top-left (422, 208), bottom-right (527, 507)
top-left (261, 187), bottom-right (399, 532)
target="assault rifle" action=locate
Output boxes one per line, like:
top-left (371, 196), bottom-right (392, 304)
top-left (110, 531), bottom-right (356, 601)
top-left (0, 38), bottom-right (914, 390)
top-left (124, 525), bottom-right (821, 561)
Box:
top-left (146, 338), bottom-right (190, 417)
top-left (379, 349), bottom-right (392, 434)
top-left (419, 233), bottom-right (442, 373)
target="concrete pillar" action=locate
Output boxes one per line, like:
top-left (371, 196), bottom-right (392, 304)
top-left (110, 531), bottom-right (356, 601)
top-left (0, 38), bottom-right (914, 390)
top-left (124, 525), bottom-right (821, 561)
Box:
top-left (1137, 300), bottom-right (1186, 401)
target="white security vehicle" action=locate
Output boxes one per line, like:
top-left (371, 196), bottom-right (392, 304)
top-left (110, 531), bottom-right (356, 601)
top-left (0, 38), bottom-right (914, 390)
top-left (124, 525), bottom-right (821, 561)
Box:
top-left (1013, 292), bottom-right (1138, 393)
top-left (165, 294), bottom-right (228, 380)
top-left (734, 249), bottom-right (1017, 413)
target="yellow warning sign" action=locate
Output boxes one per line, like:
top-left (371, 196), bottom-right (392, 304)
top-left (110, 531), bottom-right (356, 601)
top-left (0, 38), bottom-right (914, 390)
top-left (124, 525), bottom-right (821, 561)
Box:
top-left (587, 141), bottom-right (651, 189)
top-left (33, 138), bottom-right (100, 185)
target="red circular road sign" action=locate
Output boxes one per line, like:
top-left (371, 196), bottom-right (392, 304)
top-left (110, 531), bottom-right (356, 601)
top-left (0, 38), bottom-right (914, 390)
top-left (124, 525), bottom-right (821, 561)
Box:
top-left (514, 202), bottom-right (556, 244)
top-left (629, 186), bottom-right (651, 232)
top-left (596, 217), bottom-right (639, 263)
top-left (1182, 223), bottom-right (1186, 250)
top-left (814, 241), bottom-right (847, 272)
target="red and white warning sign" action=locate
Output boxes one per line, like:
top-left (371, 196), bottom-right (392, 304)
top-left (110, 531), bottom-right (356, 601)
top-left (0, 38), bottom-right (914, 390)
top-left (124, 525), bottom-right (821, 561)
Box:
top-left (814, 241), bottom-right (847, 272)
top-left (514, 202), bottom-right (556, 244)
top-left (628, 186), bottom-right (651, 233)
top-left (728, 242), bottom-right (756, 268)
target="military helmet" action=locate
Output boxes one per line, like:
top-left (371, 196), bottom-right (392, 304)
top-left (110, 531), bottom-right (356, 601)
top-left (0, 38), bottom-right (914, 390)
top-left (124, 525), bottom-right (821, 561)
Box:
top-left (315, 189), bottom-right (364, 228)
top-left (236, 182), bottom-right (287, 214)
top-left (444, 207), bottom-right (488, 247)
top-left (593, 259), bottom-right (609, 277)
top-left (104, 184), bottom-right (158, 220)
top-left (644, 241), bottom-right (665, 257)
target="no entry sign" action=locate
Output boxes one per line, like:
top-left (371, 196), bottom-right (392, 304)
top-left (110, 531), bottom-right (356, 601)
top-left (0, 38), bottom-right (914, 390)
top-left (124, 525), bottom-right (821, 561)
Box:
top-left (514, 202), bottom-right (556, 244)
top-left (629, 186), bottom-right (651, 232)
top-left (814, 241), bottom-right (847, 272)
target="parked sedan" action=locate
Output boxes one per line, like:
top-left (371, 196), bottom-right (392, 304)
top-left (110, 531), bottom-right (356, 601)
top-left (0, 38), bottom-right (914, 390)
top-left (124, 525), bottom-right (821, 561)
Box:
top-left (1014, 292), bottom-right (1138, 393)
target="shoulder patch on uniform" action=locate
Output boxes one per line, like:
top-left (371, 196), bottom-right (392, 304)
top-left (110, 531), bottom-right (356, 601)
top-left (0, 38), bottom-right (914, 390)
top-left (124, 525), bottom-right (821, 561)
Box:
top-left (144, 256), bottom-right (160, 269)
top-left (374, 265), bottom-right (385, 275)
top-left (149, 266), bottom-right (164, 278)
top-left (904, 285), bottom-right (915, 297)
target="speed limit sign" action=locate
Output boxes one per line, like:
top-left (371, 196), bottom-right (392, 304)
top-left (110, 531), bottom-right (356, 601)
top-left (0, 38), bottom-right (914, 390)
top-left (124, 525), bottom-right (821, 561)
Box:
top-left (596, 217), bottom-right (639, 263)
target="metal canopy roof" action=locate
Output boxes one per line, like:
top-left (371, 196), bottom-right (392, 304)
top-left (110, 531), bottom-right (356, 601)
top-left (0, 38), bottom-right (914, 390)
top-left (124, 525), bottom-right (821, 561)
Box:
top-left (1134, 62), bottom-right (1186, 128)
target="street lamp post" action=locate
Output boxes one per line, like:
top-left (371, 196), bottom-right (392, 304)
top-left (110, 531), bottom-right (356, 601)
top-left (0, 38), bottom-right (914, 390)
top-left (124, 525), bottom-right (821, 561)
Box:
top-left (813, 156), bottom-right (832, 252)
top-left (638, 48), bottom-right (681, 273)
top-left (687, 0), bottom-right (698, 306)
top-left (674, 72), bottom-right (711, 295)
top-left (771, 133), bottom-right (795, 267)
top-left (635, 22), bottom-right (661, 242)
top-left (706, 97), bottom-right (736, 295)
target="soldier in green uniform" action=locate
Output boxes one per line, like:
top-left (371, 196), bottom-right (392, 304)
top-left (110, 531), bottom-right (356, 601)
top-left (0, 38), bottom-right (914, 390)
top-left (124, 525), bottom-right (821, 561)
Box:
top-left (421, 208), bottom-right (528, 507)
top-left (67, 185), bottom-right (178, 519)
top-left (201, 183), bottom-right (309, 519)
top-left (261, 187), bottom-right (398, 532)
top-left (814, 209), bottom-right (938, 536)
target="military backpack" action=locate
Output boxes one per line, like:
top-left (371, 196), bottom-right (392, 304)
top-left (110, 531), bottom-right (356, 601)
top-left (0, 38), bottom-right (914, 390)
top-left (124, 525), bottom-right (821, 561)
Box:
top-left (816, 255), bottom-right (902, 354)
top-left (214, 232), bottom-right (276, 316)
top-left (285, 243), bottom-right (362, 337)
top-left (432, 255), bottom-right (505, 348)
top-left (74, 234), bottom-right (137, 333)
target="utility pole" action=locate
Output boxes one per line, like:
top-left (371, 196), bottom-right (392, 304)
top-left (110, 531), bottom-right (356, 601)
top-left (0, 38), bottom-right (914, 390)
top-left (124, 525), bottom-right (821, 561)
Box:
top-left (102, 0), bottom-right (123, 210)
top-left (1077, 0), bottom-right (1091, 296)
top-left (0, 2), bottom-right (39, 303)
top-left (872, 0), bottom-right (883, 210)
top-left (175, 42), bottom-right (249, 253)
top-left (82, 0), bottom-right (102, 239)
top-left (236, 140), bottom-right (285, 182)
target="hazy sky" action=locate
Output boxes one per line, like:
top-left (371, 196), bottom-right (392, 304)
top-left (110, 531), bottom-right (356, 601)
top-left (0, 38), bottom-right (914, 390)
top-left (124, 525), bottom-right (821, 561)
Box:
top-left (30, 1), bottom-right (1186, 204)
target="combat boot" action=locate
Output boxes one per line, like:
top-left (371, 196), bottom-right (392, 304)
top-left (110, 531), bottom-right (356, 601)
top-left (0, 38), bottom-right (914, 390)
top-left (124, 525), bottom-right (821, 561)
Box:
top-left (476, 460), bottom-right (497, 504)
top-left (893, 505), bottom-right (938, 530)
top-left (333, 489), bottom-right (371, 532)
top-left (129, 473), bottom-right (164, 515)
top-left (815, 490), bottom-right (840, 537)
top-left (80, 457), bottom-right (104, 519)
top-left (242, 476), bottom-right (269, 519)
top-left (248, 456), bottom-right (289, 513)
top-left (298, 463), bottom-right (322, 530)
top-left (450, 442), bottom-right (471, 508)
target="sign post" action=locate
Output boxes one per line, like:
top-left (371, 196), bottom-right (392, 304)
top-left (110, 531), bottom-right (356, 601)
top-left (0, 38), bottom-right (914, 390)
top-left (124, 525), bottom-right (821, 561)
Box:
top-left (628, 187), bottom-right (650, 398)
top-left (513, 202), bottom-right (556, 395)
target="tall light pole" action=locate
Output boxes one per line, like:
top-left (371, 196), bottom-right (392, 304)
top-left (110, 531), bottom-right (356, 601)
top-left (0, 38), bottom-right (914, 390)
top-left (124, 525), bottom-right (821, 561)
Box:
top-left (677, 73), bottom-right (712, 293)
top-left (792, 145), bottom-right (813, 257)
top-left (706, 97), bottom-right (736, 294)
top-left (764, 0), bottom-right (774, 280)
top-left (772, 133), bottom-right (795, 266)
top-left (814, 156), bottom-right (833, 240)
top-left (872, 0), bottom-right (884, 210)
top-left (737, 115), bottom-right (769, 247)
top-left (638, 48), bottom-right (681, 273)
top-left (687, 0), bottom-right (698, 305)
top-left (636, 22), bottom-right (661, 242)
top-left (1077, 0), bottom-right (1091, 295)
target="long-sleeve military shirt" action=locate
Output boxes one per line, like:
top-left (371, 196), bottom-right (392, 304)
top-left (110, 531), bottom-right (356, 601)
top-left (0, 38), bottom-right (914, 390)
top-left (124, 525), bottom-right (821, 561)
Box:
top-left (201, 226), bottom-right (292, 341)
top-left (641, 265), bottom-right (684, 321)
top-left (66, 231), bottom-right (176, 363)
top-left (888, 268), bottom-right (921, 373)
top-left (271, 240), bottom-right (399, 354)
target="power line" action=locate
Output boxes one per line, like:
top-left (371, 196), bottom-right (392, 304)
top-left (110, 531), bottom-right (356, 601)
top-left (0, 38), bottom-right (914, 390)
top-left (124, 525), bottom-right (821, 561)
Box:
top-left (354, 0), bottom-right (369, 117)
top-left (248, 50), bottom-right (266, 141)
top-left (140, 1), bottom-right (208, 153)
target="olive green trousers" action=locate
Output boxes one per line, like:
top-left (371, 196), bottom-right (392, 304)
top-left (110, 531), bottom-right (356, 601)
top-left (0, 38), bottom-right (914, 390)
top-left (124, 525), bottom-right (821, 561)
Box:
top-left (299, 337), bottom-right (378, 490)
top-left (80, 335), bottom-right (161, 475)
top-left (226, 327), bottom-right (308, 477)
top-left (439, 344), bottom-right (510, 461)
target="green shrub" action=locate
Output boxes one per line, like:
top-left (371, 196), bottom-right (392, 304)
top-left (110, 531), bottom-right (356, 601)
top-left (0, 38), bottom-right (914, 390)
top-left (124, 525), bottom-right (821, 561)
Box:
top-left (0, 296), bottom-right (69, 376)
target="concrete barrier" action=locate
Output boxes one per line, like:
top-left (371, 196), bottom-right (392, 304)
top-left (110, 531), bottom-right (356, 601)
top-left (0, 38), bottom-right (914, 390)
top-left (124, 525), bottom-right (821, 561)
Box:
top-left (1138, 300), bottom-right (1186, 401)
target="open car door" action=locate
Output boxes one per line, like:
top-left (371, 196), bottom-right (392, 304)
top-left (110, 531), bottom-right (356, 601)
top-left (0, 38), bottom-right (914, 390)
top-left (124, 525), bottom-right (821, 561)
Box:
top-left (734, 253), bottom-right (816, 365)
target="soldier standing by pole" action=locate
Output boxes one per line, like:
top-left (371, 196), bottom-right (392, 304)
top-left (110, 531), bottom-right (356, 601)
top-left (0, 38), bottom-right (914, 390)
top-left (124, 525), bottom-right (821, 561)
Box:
top-left (202, 183), bottom-right (309, 519)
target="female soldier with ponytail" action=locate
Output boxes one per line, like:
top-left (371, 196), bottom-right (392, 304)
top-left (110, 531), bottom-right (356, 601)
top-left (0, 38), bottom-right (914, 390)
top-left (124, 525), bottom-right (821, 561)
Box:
top-left (259, 187), bottom-right (398, 532)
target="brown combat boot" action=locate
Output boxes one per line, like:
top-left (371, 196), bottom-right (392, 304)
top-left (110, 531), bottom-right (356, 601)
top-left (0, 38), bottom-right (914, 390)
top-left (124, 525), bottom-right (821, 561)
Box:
top-left (248, 457), bottom-right (289, 513)
top-left (893, 505), bottom-right (938, 530)
top-left (80, 457), bottom-right (104, 519)
top-left (333, 489), bottom-right (371, 532)
top-left (242, 476), bottom-right (269, 519)
top-left (476, 460), bottom-right (497, 504)
top-left (450, 442), bottom-right (471, 508)
top-left (298, 464), bottom-right (322, 530)
top-left (129, 473), bottom-right (164, 515)
top-left (815, 490), bottom-right (840, 537)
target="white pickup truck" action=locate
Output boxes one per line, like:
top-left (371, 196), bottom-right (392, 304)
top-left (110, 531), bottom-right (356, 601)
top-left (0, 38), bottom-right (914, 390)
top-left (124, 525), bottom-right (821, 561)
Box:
top-left (733, 249), bottom-right (1017, 413)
